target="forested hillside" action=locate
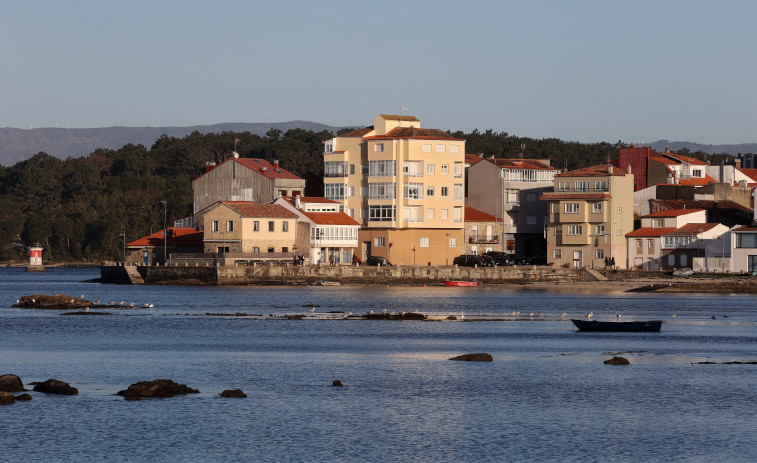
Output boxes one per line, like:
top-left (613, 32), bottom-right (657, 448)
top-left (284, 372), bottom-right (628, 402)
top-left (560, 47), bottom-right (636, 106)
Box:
top-left (0, 127), bottom-right (730, 262)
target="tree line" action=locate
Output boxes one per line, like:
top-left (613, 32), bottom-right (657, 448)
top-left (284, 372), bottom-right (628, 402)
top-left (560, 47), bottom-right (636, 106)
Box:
top-left (0, 127), bottom-right (728, 262)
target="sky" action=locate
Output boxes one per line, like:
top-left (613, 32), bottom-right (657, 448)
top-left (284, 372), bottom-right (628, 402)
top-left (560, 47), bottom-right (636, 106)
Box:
top-left (2, 0), bottom-right (756, 144)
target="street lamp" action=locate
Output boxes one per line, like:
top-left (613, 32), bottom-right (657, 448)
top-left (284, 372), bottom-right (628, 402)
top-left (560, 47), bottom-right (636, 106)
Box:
top-left (412, 246), bottom-right (416, 266)
top-left (445, 232), bottom-right (450, 265)
top-left (161, 200), bottom-right (167, 264)
top-left (220, 231), bottom-right (226, 265)
top-left (120, 231), bottom-right (126, 263)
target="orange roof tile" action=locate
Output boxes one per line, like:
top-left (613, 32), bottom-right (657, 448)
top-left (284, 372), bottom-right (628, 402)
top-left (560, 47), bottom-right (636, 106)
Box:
top-left (126, 228), bottom-right (204, 248)
top-left (364, 127), bottom-right (464, 141)
top-left (192, 157), bottom-right (302, 182)
top-left (643, 209), bottom-right (705, 218)
top-left (667, 223), bottom-right (720, 235)
top-left (556, 164), bottom-right (628, 177)
top-left (339, 127), bottom-right (374, 137)
top-left (465, 154), bottom-right (484, 166)
top-left (677, 175), bottom-right (716, 186)
top-left (649, 156), bottom-right (678, 165)
top-left (739, 168), bottom-right (757, 182)
top-left (299, 211), bottom-right (360, 226)
top-left (490, 158), bottom-right (557, 171)
top-left (464, 206), bottom-right (502, 222)
top-left (539, 192), bottom-right (611, 200)
top-left (626, 227), bottom-right (677, 237)
top-left (665, 153), bottom-right (708, 166)
top-left (221, 202), bottom-right (298, 219)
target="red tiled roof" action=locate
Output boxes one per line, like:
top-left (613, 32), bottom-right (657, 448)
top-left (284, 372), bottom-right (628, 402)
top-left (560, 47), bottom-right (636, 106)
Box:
top-left (649, 156), bottom-right (678, 165)
top-left (739, 168), bottom-right (757, 182)
top-left (490, 158), bottom-right (557, 171)
top-left (221, 202), bottom-right (298, 219)
top-left (539, 192), bottom-right (611, 200)
top-left (126, 228), bottom-right (204, 248)
top-left (465, 206), bottom-right (502, 222)
top-left (677, 175), bottom-right (716, 186)
top-left (556, 164), bottom-right (628, 177)
top-left (665, 153), bottom-right (708, 166)
top-left (465, 154), bottom-right (484, 166)
top-left (339, 127), bottom-right (374, 138)
top-left (626, 227), bottom-right (677, 237)
top-left (299, 211), bottom-right (360, 226)
top-left (667, 223), bottom-right (720, 235)
top-left (652, 199), bottom-right (752, 212)
top-left (364, 127), bottom-right (464, 141)
top-left (643, 208), bottom-right (705, 218)
top-left (232, 158), bottom-right (302, 180)
top-left (732, 225), bottom-right (757, 232)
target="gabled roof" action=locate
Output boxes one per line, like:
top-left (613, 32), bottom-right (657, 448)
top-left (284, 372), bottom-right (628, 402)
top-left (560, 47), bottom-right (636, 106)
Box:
top-left (667, 223), bottom-right (720, 235)
top-left (339, 127), bottom-right (374, 138)
top-left (738, 168), bottom-right (757, 182)
top-left (192, 157), bottom-right (302, 182)
top-left (665, 153), bottom-right (708, 166)
top-left (364, 127), bottom-right (464, 141)
top-left (220, 201), bottom-right (298, 219)
top-left (465, 206), bottom-right (502, 223)
top-left (465, 154), bottom-right (484, 166)
top-left (676, 175), bottom-right (716, 186)
top-left (626, 227), bottom-right (677, 237)
top-left (649, 156), bottom-right (678, 165)
top-left (653, 199), bottom-right (752, 213)
top-left (379, 114), bottom-right (420, 122)
top-left (539, 192), bottom-right (611, 200)
top-left (732, 225), bottom-right (757, 232)
top-left (299, 211), bottom-right (360, 226)
top-left (126, 228), bottom-right (204, 248)
top-left (490, 158), bottom-right (557, 171)
top-left (643, 208), bottom-right (705, 218)
top-left (556, 164), bottom-right (628, 177)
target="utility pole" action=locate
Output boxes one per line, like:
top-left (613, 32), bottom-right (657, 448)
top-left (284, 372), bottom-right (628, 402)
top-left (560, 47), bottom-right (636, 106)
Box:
top-left (161, 200), bottom-right (167, 264)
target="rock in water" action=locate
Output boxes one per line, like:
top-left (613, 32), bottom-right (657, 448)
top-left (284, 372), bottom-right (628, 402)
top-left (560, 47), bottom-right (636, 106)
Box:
top-left (0, 391), bottom-right (15, 405)
top-left (220, 389), bottom-right (247, 398)
top-left (449, 353), bottom-right (493, 362)
top-left (15, 393), bottom-right (33, 401)
top-left (117, 379), bottom-right (200, 399)
top-left (332, 380), bottom-right (343, 387)
top-left (33, 379), bottom-right (79, 395)
top-left (0, 374), bottom-right (25, 392)
top-left (604, 356), bottom-right (630, 365)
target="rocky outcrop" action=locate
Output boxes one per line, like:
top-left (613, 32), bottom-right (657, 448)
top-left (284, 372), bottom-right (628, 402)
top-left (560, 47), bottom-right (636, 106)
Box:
top-left (15, 393), bottom-right (32, 401)
top-left (220, 389), bottom-right (247, 398)
top-left (449, 353), bottom-right (493, 362)
top-left (12, 293), bottom-right (121, 310)
top-left (117, 379), bottom-right (200, 400)
top-left (604, 356), bottom-right (630, 365)
top-left (332, 380), bottom-right (343, 387)
top-left (0, 391), bottom-right (15, 405)
top-left (365, 312), bottom-right (426, 320)
top-left (0, 374), bottom-right (25, 392)
top-left (33, 379), bottom-right (79, 395)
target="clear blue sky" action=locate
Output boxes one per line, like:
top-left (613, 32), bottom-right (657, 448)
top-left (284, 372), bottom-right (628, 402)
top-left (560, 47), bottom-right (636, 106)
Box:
top-left (2, 0), bottom-right (755, 144)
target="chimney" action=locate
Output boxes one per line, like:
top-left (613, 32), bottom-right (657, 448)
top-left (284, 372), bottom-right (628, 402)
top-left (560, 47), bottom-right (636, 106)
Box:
top-left (274, 160), bottom-right (279, 168)
top-left (626, 164), bottom-right (632, 174)
top-left (608, 165), bottom-right (614, 174)
top-left (232, 151), bottom-right (239, 159)
top-left (205, 162), bottom-right (216, 173)
top-left (665, 146), bottom-right (670, 153)
top-left (295, 195), bottom-right (301, 209)
top-left (261, 167), bottom-right (267, 172)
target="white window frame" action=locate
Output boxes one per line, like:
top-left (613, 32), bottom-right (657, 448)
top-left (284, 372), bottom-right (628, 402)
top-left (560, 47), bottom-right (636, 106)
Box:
top-left (565, 203), bottom-right (579, 213)
top-left (375, 143), bottom-right (384, 152)
top-left (427, 163), bottom-right (435, 174)
top-left (567, 225), bottom-right (583, 235)
top-left (553, 249), bottom-right (562, 259)
top-left (592, 203), bottom-right (602, 213)
top-left (441, 164), bottom-right (449, 175)
top-left (375, 237), bottom-right (386, 247)
top-left (422, 144), bottom-right (432, 153)
top-left (420, 237), bottom-right (430, 248)
top-left (436, 144), bottom-right (446, 153)
top-left (449, 145), bottom-right (460, 153)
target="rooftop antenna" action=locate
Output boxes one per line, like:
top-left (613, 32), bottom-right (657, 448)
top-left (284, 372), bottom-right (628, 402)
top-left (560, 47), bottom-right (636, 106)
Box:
top-left (520, 143), bottom-right (525, 159)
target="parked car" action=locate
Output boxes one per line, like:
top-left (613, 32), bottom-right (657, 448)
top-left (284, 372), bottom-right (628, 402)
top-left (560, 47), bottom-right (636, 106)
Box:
top-left (484, 251), bottom-right (515, 266)
top-left (453, 254), bottom-right (495, 267)
top-left (509, 254), bottom-right (531, 265)
top-left (528, 254), bottom-right (548, 265)
top-left (366, 256), bottom-right (392, 266)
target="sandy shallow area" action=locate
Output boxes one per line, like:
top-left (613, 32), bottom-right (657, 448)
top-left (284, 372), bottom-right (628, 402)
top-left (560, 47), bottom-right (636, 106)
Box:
top-left (518, 277), bottom-right (757, 294)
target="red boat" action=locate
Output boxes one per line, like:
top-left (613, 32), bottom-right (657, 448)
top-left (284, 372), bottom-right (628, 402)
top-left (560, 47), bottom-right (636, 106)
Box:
top-left (444, 280), bottom-right (479, 287)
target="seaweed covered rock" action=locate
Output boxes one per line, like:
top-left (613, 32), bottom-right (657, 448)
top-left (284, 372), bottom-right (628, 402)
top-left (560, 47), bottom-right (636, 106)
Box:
top-left (449, 353), bottom-right (493, 362)
top-left (0, 391), bottom-right (15, 405)
top-left (15, 393), bottom-right (33, 401)
top-left (117, 379), bottom-right (199, 399)
top-left (0, 374), bottom-right (25, 392)
top-left (33, 379), bottom-right (79, 395)
top-left (220, 389), bottom-right (247, 398)
top-left (604, 356), bottom-right (630, 365)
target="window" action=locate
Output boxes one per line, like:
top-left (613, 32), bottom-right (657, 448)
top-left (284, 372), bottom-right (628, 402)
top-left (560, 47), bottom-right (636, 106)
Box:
top-left (551, 203), bottom-right (558, 213)
top-left (526, 193), bottom-right (537, 202)
top-left (441, 209), bottom-right (448, 220)
top-left (369, 160), bottom-right (396, 177)
top-left (575, 181), bottom-right (589, 191)
top-left (592, 203), bottom-right (602, 213)
top-left (227, 220), bottom-right (234, 232)
top-left (427, 164), bottom-right (435, 175)
top-left (324, 161), bottom-right (348, 177)
top-left (441, 164), bottom-right (448, 175)
top-left (505, 189), bottom-right (519, 205)
top-left (361, 164), bottom-right (368, 174)
top-left (349, 164), bottom-right (355, 175)
top-left (558, 181), bottom-right (569, 191)
top-left (648, 239), bottom-right (654, 250)
top-left (595, 180), bottom-right (606, 190)
top-left (441, 186), bottom-right (449, 197)
top-left (454, 206), bottom-right (462, 222)
top-left (212, 220), bottom-right (219, 232)
top-left (636, 239), bottom-right (643, 248)
top-left (664, 236), bottom-right (694, 248)
top-left (268, 221), bottom-right (274, 232)
top-left (567, 225), bottom-right (583, 235)
top-left (736, 233), bottom-right (757, 248)
top-left (422, 144), bottom-right (432, 152)
top-left (652, 219), bottom-right (664, 228)
top-left (325, 183), bottom-right (347, 200)
top-left (617, 228), bottom-right (622, 235)
top-left (324, 142), bottom-right (333, 153)
top-left (404, 183), bottom-right (424, 199)
top-left (692, 169), bottom-right (702, 177)
top-left (253, 221), bottom-right (259, 231)
top-left (268, 247), bottom-right (274, 253)
top-left (554, 227), bottom-right (562, 236)
top-left (403, 161), bottom-right (423, 177)
top-left (282, 221), bottom-right (289, 232)
top-left (252, 247), bottom-right (259, 253)
top-left (369, 182), bottom-right (395, 200)
top-left (454, 184), bottom-right (463, 200)
top-left (436, 144), bottom-right (446, 153)
top-left (450, 145), bottom-right (460, 153)
top-left (427, 208), bottom-right (434, 219)
top-left (595, 249), bottom-right (604, 259)
top-left (420, 237), bottom-right (430, 248)
top-left (565, 203), bottom-right (579, 213)
top-left (403, 206), bottom-right (423, 222)
top-left (553, 249), bottom-right (562, 259)
top-left (449, 237), bottom-right (456, 247)
top-left (595, 225), bottom-right (605, 235)
top-left (369, 205), bottom-right (395, 222)
top-left (453, 162), bottom-right (462, 177)
top-left (375, 143), bottom-right (384, 152)
top-left (375, 237), bottom-right (386, 247)
top-left (426, 185), bottom-right (435, 197)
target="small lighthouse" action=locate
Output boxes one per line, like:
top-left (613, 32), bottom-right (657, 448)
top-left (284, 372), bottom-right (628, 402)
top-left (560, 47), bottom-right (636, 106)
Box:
top-left (26, 243), bottom-right (45, 272)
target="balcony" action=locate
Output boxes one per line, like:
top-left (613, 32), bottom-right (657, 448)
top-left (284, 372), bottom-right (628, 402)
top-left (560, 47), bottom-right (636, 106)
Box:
top-left (555, 187), bottom-right (610, 193)
top-left (469, 236), bottom-right (499, 244)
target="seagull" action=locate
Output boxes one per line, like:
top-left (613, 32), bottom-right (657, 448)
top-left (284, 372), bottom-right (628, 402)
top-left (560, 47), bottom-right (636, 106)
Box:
top-left (118, 301), bottom-right (124, 305)
top-left (142, 303), bottom-right (150, 308)
top-left (460, 311), bottom-right (465, 320)
top-left (310, 307), bottom-right (316, 313)
top-left (84, 307), bottom-right (89, 312)
top-left (110, 301), bottom-right (115, 305)
top-left (368, 310), bottom-right (374, 314)
top-left (412, 309), bottom-right (419, 313)
top-left (616, 314), bottom-right (622, 318)
top-left (671, 314), bottom-right (676, 318)
top-left (538, 312), bottom-right (544, 318)
top-left (94, 300), bottom-right (100, 304)
top-left (80, 294), bottom-right (85, 299)
top-left (128, 302), bottom-right (135, 307)
top-left (70, 299), bottom-right (75, 303)
top-left (560, 312), bottom-right (567, 318)
top-left (586, 312), bottom-right (594, 318)
top-left (381, 309), bottom-right (387, 314)
top-left (529, 312), bottom-right (535, 317)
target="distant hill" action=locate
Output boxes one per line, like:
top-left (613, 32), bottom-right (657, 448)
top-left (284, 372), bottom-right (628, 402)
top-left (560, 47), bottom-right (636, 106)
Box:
top-left (0, 121), bottom-right (347, 166)
top-left (646, 140), bottom-right (756, 156)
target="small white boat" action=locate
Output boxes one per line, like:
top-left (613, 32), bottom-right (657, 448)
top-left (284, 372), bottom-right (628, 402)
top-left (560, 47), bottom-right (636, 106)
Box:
top-left (316, 281), bottom-right (340, 286)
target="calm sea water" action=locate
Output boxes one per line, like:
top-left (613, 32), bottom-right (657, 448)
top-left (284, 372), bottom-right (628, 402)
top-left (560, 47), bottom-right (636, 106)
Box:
top-left (1, 267), bottom-right (756, 462)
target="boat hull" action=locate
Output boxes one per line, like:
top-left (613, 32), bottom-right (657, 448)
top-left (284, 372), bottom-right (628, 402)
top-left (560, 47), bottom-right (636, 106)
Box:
top-left (444, 281), bottom-right (478, 287)
top-left (570, 319), bottom-right (663, 332)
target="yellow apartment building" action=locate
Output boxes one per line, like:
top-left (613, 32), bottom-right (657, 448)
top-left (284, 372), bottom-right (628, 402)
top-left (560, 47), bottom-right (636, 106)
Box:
top-left (540, 164), bottom-right (634, 268)
top-left (323, 114), bottom-right (466, 265)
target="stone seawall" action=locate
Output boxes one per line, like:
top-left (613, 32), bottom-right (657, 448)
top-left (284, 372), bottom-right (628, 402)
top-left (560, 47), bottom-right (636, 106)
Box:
top-left (100, 263), bottom-right (586, 285)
